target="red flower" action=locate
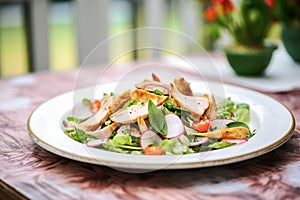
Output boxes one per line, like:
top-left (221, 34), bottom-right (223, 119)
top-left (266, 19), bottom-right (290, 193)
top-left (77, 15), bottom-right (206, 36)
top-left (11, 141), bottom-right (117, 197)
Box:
top-left (204, 6), bottom-right (217, 21)
top-left (221, 0), bottom-right (235, 14)
top-left (265, 0), bottom-right (275, 9)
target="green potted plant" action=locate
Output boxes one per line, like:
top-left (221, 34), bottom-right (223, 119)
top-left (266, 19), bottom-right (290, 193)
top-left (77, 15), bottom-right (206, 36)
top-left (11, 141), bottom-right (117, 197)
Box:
top-left (272, 0), bottom-right (300, 62)
top-left (201, 0), bottom-right (277, 76)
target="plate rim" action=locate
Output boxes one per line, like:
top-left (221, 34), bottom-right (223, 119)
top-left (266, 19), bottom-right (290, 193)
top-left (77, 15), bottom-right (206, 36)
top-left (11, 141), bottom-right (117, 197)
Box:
top-left (27, 82), bottom-right (296, 170)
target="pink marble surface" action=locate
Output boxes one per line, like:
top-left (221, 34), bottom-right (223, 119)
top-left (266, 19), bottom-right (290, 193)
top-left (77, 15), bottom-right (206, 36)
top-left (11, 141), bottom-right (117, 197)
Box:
top-left (0, 67), bottom-right (299, 200)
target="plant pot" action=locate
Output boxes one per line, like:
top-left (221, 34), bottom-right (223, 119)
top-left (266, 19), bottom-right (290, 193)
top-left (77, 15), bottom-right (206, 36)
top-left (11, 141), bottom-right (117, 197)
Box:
top-left (282, 23), bottom-right (300, 63)
top-left (224, 44), bottom-right (277, 76)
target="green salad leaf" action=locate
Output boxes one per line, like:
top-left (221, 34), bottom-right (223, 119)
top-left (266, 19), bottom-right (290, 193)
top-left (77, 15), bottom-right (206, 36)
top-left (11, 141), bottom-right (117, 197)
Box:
top-left (68, 128), bottom-right (97, 142)
top-left (208, 141), bottom-right (236, 149)
top-left (153, 89), bottom-right (164, 96)
top-left (160, 138), bottom-right (193, 155)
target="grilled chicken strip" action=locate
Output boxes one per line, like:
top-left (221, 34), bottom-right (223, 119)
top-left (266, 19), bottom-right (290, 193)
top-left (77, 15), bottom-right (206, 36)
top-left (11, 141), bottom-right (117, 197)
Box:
top-left (174, 77), bottom-right (193, 96)
top-left (85, 123), bottom-right (118, 139)
top-left (110, 101), bottom-right (150, 124)
top-left (170, 83), bottom-right (209, 120)
top-left (131, 89), bottom-right (168, 105)
top-left (78, 95), bottom-right (114, 131)
top-left (204, 94), bottom-right (218, 120)
top-left (135, 80), bottom-right (170, 95)
top-left (110, 90), bottom-right (131, 113)
top-left (152, 73), bottom-right (161, 82)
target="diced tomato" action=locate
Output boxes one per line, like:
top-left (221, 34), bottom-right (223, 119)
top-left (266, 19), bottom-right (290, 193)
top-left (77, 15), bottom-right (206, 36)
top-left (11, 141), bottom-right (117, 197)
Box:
top-left (144, 146), bottom-right (163, 155)
top-left (192, 119), bottom-right (211, 133)
top-left (89, 100), bottom-right (101, 114)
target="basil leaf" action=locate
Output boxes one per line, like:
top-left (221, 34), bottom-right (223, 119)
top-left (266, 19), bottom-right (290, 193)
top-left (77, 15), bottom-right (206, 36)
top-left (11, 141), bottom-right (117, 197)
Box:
top-left (148, 100), bottom-right (168, 135)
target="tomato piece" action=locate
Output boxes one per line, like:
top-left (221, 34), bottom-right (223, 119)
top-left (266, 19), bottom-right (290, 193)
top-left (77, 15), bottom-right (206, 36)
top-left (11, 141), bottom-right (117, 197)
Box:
top-left (89, 100), bottom-right (101, 114)
top-left (192, 119), bottom-right (211, 133)
top-left (144, 146), bottom-right (163, 155)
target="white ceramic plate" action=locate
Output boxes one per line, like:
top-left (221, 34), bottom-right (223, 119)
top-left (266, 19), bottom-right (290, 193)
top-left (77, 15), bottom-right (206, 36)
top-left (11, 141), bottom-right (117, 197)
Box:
top-left (27, 82), bottom-right (295, 170)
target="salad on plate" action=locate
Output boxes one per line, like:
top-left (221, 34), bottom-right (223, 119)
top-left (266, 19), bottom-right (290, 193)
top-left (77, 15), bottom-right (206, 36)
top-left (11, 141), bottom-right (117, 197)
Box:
top-left (63, 74), bottom-right (255, 155)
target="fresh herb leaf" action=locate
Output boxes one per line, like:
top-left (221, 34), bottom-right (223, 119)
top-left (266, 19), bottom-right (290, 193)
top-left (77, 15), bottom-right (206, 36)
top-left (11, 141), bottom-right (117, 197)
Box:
top-left (217, 97), bottom-right (235, 119)
top-left (148, 100), bottom-right (168, 135)
top-left (153, 89), bottom-right (164, 96)
top-left (122, 98), bottom-right (138, 108)
top-left (163, 97), bottom-right (188, 117)
top-left (82, 98), bottom-right (91, 106)
top-left (247, 129), bottom-right (256, 139)
top-left (73, 127), bottom-right (97, 142)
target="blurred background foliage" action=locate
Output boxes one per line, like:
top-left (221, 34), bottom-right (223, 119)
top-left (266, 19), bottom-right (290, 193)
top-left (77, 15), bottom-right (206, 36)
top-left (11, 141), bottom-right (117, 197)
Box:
top-left (0, 0), bottom-right (280, 77)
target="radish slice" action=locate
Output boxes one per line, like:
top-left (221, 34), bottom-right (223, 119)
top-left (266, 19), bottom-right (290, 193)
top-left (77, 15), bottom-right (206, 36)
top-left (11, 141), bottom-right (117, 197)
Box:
top-left (209, 119), bottom-right (235, 130)
top-left (164, 114), bottom-right (185, 138)
top-left (189, 137), bottom-right (209, 146)
top-left (86, 139), bottom-right (108, 147)
top-left (140, 130), bottom-right (162, 150)
top-left (222, 138), bottom-right (248, 144)
top-left (72, 102), bottom-right (92, 120)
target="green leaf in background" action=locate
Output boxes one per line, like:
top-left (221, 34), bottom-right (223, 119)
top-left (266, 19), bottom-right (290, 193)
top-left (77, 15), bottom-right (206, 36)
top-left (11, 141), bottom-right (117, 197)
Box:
top-left (148, 100), bottom-right (168, 135)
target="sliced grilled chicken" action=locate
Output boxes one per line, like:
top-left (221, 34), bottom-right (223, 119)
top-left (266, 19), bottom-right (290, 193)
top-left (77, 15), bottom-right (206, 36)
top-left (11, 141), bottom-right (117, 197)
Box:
top-left (170, 83), bottom-right (209, 120)
top-left (116, 124), bottom-right (131, 135)
top-left (86, 123), bottom-right (118, 139)
top-left (78, 95), bottom-right (114, 131)
top-left (152, 73), bottom-right (161, 82)
top-left (131, 89), bottom-right (168, 105)
top-left (110, 90), bottom-right (131, 113)
top-left (174, 77), bottom-right (193, 96)
top-left (135, 80), bottom-right (170, 95)
top-left (110, 101), bottom-right (150, 124)
top-left (204, 94), bottom-right (218, 120)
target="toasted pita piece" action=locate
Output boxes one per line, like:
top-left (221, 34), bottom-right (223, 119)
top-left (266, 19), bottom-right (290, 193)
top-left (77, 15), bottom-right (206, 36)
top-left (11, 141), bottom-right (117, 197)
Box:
top-left (137, 116), bottom-right (148, 133)
top-left (195, 127), bottom-right (248, 139)
top-left (131, 89), bottom-right (168, 105)
top-left (170, 83), bottom-right (209, 120)
top-left (174, 77), bottom-right (193, 96)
